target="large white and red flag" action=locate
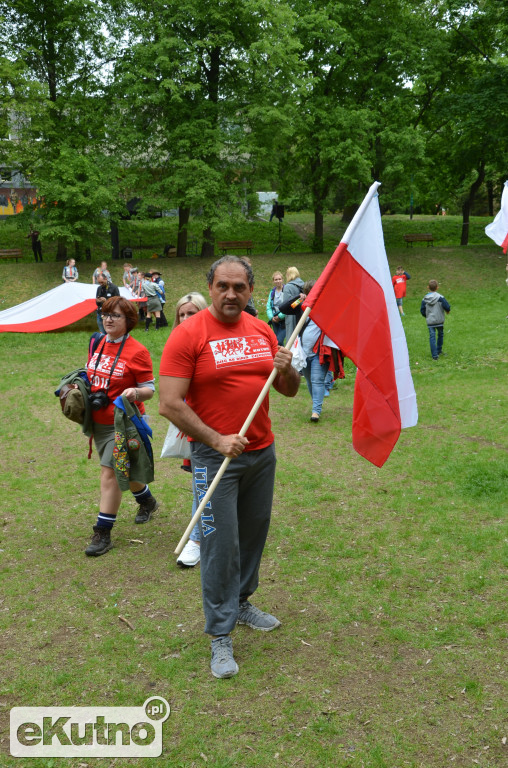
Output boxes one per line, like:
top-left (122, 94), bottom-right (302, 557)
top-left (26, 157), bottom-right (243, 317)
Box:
top-left (0, 283), bottom-right (142, 333)
top-left (485, 180), bottom-right (508, 253)
top-left (302, 181), bottom-right (418, 467)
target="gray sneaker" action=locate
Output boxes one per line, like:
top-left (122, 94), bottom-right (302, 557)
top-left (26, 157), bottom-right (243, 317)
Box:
top-left (237, 601), bottom-right (281, 631)
top-left (210, 636), bottom-right (239, 679)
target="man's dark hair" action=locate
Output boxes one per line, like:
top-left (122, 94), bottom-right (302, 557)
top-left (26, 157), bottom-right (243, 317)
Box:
top-left (206, 256), bottom-right (254, 288)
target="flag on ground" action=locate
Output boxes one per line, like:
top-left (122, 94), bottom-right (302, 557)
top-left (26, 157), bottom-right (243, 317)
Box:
top-left (0, 283), bottom-right (143, 333)
top-left (302, 182), bottom-right (418, 467)
top-left (485, 180), bottom-right (508, 254)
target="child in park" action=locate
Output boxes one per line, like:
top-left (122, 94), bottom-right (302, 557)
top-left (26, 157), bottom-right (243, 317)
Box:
top-left (420, 279), bottom-right (451, 360)
top-left (392, 266), bottom-right (411, 315)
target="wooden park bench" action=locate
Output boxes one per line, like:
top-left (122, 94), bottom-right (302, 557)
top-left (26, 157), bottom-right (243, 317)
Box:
top-left (403, 233), bottom-right (434, 247)
top-left (0, 248), bottom-right (23, 262)
top-left (217, 240), bottom-right (253, 255)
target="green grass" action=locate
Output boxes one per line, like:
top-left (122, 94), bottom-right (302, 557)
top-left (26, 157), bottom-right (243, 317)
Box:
top-left (0, 236), bottom-right (507, 767)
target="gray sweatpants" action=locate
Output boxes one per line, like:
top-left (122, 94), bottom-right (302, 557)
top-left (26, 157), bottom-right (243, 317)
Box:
top-left (190, 441), bottom-right (276, 636)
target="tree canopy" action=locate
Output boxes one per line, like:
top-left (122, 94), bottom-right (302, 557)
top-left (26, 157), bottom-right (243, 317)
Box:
top-left (1, 0), bottom-right (506, 252)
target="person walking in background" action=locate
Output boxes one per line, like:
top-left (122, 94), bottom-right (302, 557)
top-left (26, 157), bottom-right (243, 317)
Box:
top-left (241, 257), bottom-right (258, 317)
top-left (140, 271), bottom-right (164, 331)
top-left (62, 258), bottom-right (79, 283)
top-left (122, 262), bottom-right (133, 289)
top-left (280, 280), bottom-right (344, 422)
top-left (266, 271), bottom-right (286, 344)
top-left (27, 227), bottom-right (43, 262)
top-left (420, 279), bottom-right (451, 360)
top-left (392, 266), bottom-right (411, 316)
top-left (281, 266), bottom-right (304, 343)
top-left (150, 269), bottom-right (169, 327)
top-left (130, 267), bottom-right (146, 322)
top-left (168, 292), bottom-right (209, 568)
top-left (95, 272), bottom-right (120, 333)
top-left (159, 256), bottom-right (300, 679)
top-left (93, 261), bottom-right (111, 285)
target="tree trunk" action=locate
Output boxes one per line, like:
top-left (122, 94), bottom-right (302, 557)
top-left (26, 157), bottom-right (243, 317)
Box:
top-left (341, 204), bottom-right (359, 223)
top-left (74, 241), bottom-right (81, 260)
top-left (110, 221), bottom-right (120, 260)
top-left (177, 207), bottom-right (190, 257)
top-left (487, 180), bottom-right (494, 217)
top-left (460, 161), bottom-right (485, 246)
top-left (56, 240), bottom-right (67, 261)
top-left (201, 227), bottom-right (215, 259)
top-left (460, 200), bottom-right (470, 246)
top-left (312, 208), bottom-right (324, 253)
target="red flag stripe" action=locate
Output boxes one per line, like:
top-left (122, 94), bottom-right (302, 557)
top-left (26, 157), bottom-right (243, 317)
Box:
top-left (305, 243), bottom-right (400, 466)
top-left (0, 300), bottom-right (97, 333)
top-left (302, 184), bottom-right (417, 466)
top-left (0, 284), bottom-right (145, 333)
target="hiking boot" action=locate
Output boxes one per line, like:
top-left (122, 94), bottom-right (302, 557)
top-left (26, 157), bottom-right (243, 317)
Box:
top-left (85, 526), bottom-right (113, 557)
top-left (135, 496), bottom-right (159, 524)
top-left (237, 601), bottom-right (281, 631)
top-left (210, 636), bottom-right (239, 679)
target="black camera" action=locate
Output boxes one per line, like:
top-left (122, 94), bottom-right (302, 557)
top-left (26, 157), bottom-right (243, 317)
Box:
top-left (89, 390), bottom-right (110, 410)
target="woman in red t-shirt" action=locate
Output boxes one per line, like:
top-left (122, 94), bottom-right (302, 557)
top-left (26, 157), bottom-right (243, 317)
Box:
top-left (84, 296), bottom-right (158, 557)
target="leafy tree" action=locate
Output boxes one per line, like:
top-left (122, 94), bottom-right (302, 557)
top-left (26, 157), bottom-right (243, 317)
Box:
top-left (416, 0), bottom-right (508, 243)
top-left (112, 0), bottom-right (301, 257)
top-left (277, 0), bottom-right (507, 247)
top-left (0, 0), bottom-right (126, 258)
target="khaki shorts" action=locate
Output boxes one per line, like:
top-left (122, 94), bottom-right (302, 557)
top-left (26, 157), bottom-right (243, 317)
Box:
top-left (92, 422), bottom-right (115, 468)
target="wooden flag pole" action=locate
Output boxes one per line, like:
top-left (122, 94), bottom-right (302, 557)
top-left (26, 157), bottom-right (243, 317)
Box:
top-left (174, 305), bottom-right (312, 555)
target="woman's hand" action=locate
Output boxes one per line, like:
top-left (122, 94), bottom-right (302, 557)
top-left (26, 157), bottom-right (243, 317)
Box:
top-left (122, 387), bottom-right (138, 402)
top-left (122, 386), bottom-right (154, 404)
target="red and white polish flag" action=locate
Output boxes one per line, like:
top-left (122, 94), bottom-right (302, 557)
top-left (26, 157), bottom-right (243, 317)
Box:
top-left (302, 181), bottom-right (418, 467)
top-left (0, 283), bottom-right (143, 333)
top-left (485, 180), bottom-right (508, 253)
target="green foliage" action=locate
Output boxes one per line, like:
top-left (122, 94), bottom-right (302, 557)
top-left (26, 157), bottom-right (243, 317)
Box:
top-left (1, 0), bottom-right (126, 248)
top-left (109, 0), bottom-right (302, 247)
top-left (1, 0), bottom-right (508, 254)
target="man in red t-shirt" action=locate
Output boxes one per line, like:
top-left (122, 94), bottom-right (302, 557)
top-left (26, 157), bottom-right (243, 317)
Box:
top-left (159, 256), bottom-right (300, 679)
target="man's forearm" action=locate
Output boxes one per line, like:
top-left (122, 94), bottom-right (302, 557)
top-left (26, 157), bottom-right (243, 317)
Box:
top-left (273, 365), bottom-right (300, 397)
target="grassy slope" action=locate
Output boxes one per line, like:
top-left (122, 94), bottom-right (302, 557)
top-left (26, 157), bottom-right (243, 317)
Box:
top-left (0, 220), bottom-right (507, 768)
top-left (0, 211), bottom-right (494, 263)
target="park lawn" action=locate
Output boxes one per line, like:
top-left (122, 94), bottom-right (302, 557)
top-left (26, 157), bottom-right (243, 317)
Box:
top-left (0, 240), bottom-right (507, 768)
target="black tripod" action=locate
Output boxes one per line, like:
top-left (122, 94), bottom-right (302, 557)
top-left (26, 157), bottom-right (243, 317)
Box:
top-left (272, 218), bottom-right (284, 254)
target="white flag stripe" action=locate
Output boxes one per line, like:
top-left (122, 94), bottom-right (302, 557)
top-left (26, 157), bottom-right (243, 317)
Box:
top-left (0, 283), bottom-right (136, 327)
top-left (345, 194), bottom-right (418, 429)
top-left (485, 180), bottom-right (508, 247)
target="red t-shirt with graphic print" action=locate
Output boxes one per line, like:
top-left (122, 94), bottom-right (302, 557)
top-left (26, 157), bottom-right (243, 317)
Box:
top-left (392, 273), bottom-right (409, 298)
top-left (87, 336), bottom-right (153, 425)
top-left (159, 309), bottom-right (279, 451)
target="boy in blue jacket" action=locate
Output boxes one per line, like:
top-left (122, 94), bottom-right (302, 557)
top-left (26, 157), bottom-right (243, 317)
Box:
top-left (420, 279), bottom-right (451, 359)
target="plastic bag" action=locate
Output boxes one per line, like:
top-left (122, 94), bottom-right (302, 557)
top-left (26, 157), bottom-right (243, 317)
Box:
top-left (160, 422), bottom-right (191, 459)
top-left (290, 335), bottom-right (307, 372)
